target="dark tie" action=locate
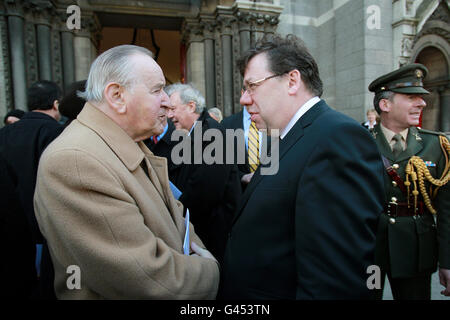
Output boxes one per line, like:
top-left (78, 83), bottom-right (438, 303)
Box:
top-left (392, 134), bottom-right (403, 157)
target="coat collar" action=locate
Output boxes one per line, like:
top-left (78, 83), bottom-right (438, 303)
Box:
top-left (373, 124), bottom-right (423, 162)
top-left (76, 103), bottom-right (145, 172)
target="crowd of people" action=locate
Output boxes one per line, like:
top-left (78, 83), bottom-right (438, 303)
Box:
top-left (0, 33), bottom-right (449, 300)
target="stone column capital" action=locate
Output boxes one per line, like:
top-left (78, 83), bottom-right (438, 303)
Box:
top-left (181, 18), bottom-right (204, 44)
top-left (24, 0), bottom-right (57, 26)
top-left (199, 15), bottom-right (217, 40)
top-left (3, 0), bottom-right (26, 18)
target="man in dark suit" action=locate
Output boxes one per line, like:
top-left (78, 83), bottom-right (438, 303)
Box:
top-left (0, 80), bottom-right (64, 298)
top-left (368, 64), bottom-right (450, 299)
top-left (220, 34), bottom-right (385, 299)
top-left (165, 83), bottom-right (241, 264)
top-left (221, 107), bottom-right (261, 189)
top-left (144, 118), bottom-right (180, 183)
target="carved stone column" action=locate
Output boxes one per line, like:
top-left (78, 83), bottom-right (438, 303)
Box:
top-left (29, 1), bottom-right (55, 81)
top-left (73, 13), bottom-right (100, 81)
top-left (61, 29), bottom-right (75, 90)
top-left (235, 10), bottom-right (251, 57)
top-left (216, 9), bottom-right (235, 117)
top-left (5, 1), bottom-right (27, 110)
top-left (200, 15), bottom-right (216, 108)
top-left (440, 86), bottom-right (450, 132)
top-left (182, 18), bottom-right (206, 98)
top-left (0, 3), bottom-right (13, 118)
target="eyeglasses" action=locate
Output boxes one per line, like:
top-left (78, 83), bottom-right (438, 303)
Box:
top-left (241, 74), bottom-right (284, 95)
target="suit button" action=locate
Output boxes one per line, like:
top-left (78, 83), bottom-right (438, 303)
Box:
top-left (392, 181), bottom-right (397, 187)
top-left (393, 164), bottom-right (399, 169)
top-left (389, 217), bottom-right (396, 224)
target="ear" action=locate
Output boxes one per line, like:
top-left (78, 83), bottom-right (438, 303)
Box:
top-left (378, 98), bottom-right (391, 113)
top-left (104, 82), bottom-right (127, 114)
top-left (187, 101), bottom-right (197, 113)
top-left (52, 99), bottom-right (59, 112)
top-left (287, 69), bottom-right (301, 95)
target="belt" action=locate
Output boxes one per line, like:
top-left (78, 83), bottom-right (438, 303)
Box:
top-left (384, 201), bottom-right (425, 217)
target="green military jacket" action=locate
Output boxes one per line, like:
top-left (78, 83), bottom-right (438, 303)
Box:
top-left (372, 124), bottom-right (450, 278)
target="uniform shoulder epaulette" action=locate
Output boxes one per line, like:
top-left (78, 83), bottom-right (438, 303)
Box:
top-left (417, 127), bottom-right (448, 138)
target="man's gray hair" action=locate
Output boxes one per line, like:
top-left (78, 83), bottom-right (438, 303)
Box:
top-left (165, 83), bottom-right (205, 114)
top-left (373, 90), bottom-right (395, 114)
top-left (78, 45), bottom-right (154, 102)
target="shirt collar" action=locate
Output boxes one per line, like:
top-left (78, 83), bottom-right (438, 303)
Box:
top-left (380, 123), bottom-right (409, 143)
top-left (280, 96), bottom-right (321, 139)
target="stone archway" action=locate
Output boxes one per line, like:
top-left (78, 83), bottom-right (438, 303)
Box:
top-left (415, 45), bottom-right (449, 131)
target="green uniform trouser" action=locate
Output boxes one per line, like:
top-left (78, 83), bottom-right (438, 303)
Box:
top-left (373, 271), bottom-right (431, 300)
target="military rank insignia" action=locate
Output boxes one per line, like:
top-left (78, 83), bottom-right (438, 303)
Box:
top-left (413, 132), bottom-right (422, 141)
top-left (424, 161), bottom-right (436, 167)
top-left (415, 69), bottom-right (423, 79)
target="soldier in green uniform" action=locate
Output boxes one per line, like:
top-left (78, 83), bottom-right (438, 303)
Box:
top-left (369, 63), bottom-right (450, 300)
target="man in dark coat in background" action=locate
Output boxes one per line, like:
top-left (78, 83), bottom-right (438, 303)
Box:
top-left (165, 83), bottom-right (241, 264)
top-left (144, 118), bottom-right (180, 184)
top-left (0, 80), bottom-right (64, 299)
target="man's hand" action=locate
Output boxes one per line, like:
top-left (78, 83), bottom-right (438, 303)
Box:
top-left (241, 172), bottom-right (254, 185)
top-left (439, 268), bottom-right (450, 296)
top-left (190, 242), bottom-right (217, 263)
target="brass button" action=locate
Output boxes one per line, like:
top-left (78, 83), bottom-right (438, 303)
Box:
top-left (392, 181), bottom-right (397, 187)
top-left (391, 197), bottom-right (397, 203)
top-left (389, 217), bottom-right (396, 224)
top-left (392, 164), bottom-right (399, 170)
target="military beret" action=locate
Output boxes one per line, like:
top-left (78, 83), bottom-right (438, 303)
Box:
top-left (368, 63), bottom-right (430, 95)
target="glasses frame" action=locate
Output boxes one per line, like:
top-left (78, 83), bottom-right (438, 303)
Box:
top-left (241, 73), bottom-right (285, 95)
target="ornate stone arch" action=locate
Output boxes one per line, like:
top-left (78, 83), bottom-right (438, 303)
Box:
top-left (410, 0), bottom-right (450, 132)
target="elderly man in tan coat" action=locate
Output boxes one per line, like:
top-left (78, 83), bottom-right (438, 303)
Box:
top-left (33, 45), bottom-right (220, 299)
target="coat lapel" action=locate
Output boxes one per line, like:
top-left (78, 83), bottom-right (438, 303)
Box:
top-left (396, 126), bottom-right (423, 163)
top-left (232, 100), bottom-right (327, 225)
top-left (373, 124), bottom-right (395, 162)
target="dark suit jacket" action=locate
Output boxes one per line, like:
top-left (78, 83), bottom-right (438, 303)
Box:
top-left (221, 110), bottom-right (251, 182)
top-left (0, 111), bottom-right (63, 298)
top-left (144, 119), bottom-right (180, 183)
top-left (220, 100), bottom-right (385, 299)
top-left (174, 111), bottom-right (242, 263)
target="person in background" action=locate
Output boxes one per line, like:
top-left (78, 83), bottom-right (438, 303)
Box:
top-left (0, 80), bottom-right (64, 299)
top-left (369, 63), bottom-right (450, 299)
top-left (33, 45), bottom-right (219, 299)
top-left (165, 83), bottom-right (241, 264)
top-left (59, 80), bottom-right (87, 126)
top-left (362, 108), bottom-right (378, 130)
top-left (208, 107), bottom-right (223, 123)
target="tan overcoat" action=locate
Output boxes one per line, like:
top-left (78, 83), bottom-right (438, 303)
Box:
top-left (34, 103), bottom-right (219, 299)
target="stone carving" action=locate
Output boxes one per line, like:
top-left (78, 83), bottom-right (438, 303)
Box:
top-left (0, 13), bottom-right (13, 110)
top-left (412, 1), bottom-right (450, 47)
top-left (51, 28), bottom-right (63, 90)
top-left (405, 0), bottom-right (414, 16)
top-left (24, 20), bottom-right (38, 86)
top-left (401, 37), bottom-right (413, 57)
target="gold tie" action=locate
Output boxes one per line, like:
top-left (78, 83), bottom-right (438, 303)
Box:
top-left (248, 121), bottom-right (260, 172)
